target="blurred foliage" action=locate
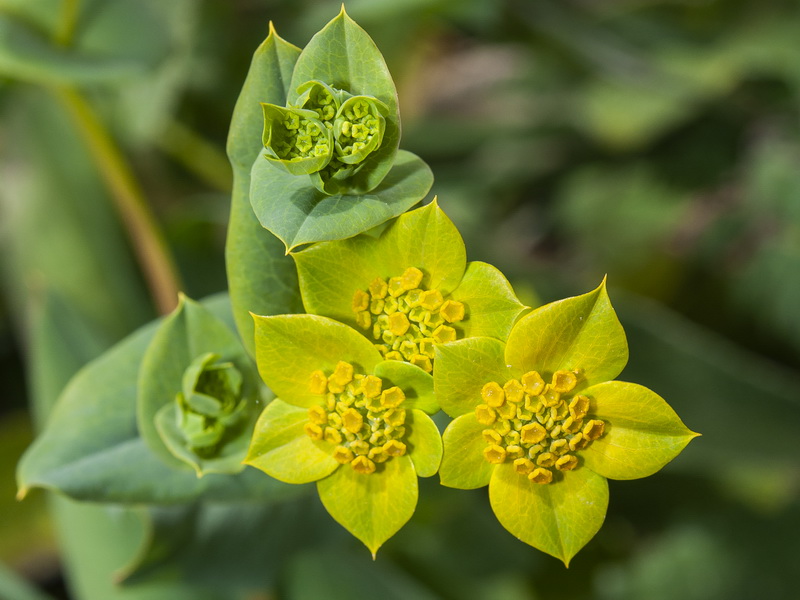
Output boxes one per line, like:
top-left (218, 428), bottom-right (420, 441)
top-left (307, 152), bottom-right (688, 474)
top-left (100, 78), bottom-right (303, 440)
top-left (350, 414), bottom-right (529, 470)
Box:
top-left (1, 0), bottom-right (799, 598)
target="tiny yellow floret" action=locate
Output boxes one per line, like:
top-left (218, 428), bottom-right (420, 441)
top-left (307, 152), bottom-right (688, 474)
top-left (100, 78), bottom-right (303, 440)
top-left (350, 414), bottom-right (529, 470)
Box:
top-left (481, 382), bottom-right (505, 407)
top-left (520, 422), bottom-right (546, 444)
top-left (332, 446), bottom-right (354, 464)
top-left (540, 387), bottom-right (561, 407)
top-left (388, 312), bottom-right (410, 336)
top-left (484, 444), bottom-right (507, 464)
top-left (536, 452), bottom-right (556, 467)
top-left (496, 402), bottom-right (517, 420)
top-left (551, 369), bottom-right (578, 393)
top-left (324, 427), bottom-right (342, 444)
top-left (583, 419), bottom-right (605, 441)
top-left (341, 408), bottom-right (364, 434)
top-left (384, 408), bottom-right (406, 427)
top-left (380, 386), bottom-right (405, 408)
top-left (521, 371), bottom-right (545, 396)
top-left (420, 289), bottom-right (444, 310)
top-left (352, 289), bottom-right (370, 312)
top-left (568, 433), bottom-right (585, 451)
top-left (475, 404), bottom-right (497, 425)
top-left (528, 468), bottom-right (553, 484)
top-left (387, 276), bottom-right (406, 297)
top-left (439, 300), bottom-right (465, 323)
top-left (308, 405), bottom-right (328, 425)
top-left (331, 361), bottom-right (354, 387)
top-left (569, 395), bottom-right (590, 420)
top-left (410, 354), bottom-right (433, 373)
top-left (483, 429), bottom-right (502, 444)
top-left (351, 455), bottom-right (376, 474)
top-left (503, 379), bottom-right (524, 403)
top-left (556, 455), bottom-right (578, 471)
top-left (309, 370), bottom-right (328, 395)
top-left (383, 439), bottom-right (407, 457)
top-left (361, 375), bottom-right (383, 399)
top-left (369, 277), bottom-right (388, 299)
top-left (304, 422), bottom-right (323, 441)
top-left (514, 457), bottom-right (535, 475)
top-left (368, 447), bottom-right (389, 463)
top-left (432, 325), bottom-right (457, 344)
top-left (401, 267), bottom-right (424, 290)
top-left (355, 311), bottom-right (372, 330)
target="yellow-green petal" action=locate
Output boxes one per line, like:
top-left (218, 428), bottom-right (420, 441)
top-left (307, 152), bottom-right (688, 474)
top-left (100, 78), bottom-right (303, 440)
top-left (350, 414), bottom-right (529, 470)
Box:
top-left (406, 409), bottom-right (442, 478)
top-left (581, 381), bottom-right (699, 480)
top-left (252, 314), bottom-right (382, 408)
top-left (439, 413), bottom-right (495, 489)
top-left (505, 280), bottom-right (627, 389)
top-left (244, 399), bottom-right (338, 484)
top-left (317, 453), bottom-right (418, 556)
top-left (434, 337), bottom-right (512, 417)
top-left (489, 463), bottom-right (608, 566)
top-left (449, 261), bottom-right (528, 341)
top-left (373, 360), bottom-right (437, 414)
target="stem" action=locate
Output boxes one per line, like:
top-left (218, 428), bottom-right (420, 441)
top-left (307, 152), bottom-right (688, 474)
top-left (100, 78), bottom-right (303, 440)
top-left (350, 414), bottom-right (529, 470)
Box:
top-left (52, 85), bottom-right (182, 315)
top-left (55, 0), bottom-right (81, 47)
top-left (158, 120), bottom-right (233, 193)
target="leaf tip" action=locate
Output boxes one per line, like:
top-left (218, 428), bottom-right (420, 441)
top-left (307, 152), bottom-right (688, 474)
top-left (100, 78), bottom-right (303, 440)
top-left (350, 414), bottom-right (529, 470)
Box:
top-left (16, 486), bottom-right (29, 501)
top-left (268, 20), bottom-right (277, 37)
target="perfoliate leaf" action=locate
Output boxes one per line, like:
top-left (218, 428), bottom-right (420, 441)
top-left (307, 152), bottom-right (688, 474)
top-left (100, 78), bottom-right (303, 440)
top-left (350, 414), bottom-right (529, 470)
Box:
top-left (580, 381), bottom-right (699, 480)
top-left (250, 149), bottom-right (433, 251)
top-left (317, 454), bottom-right (418, 556)
top-left (252, 314), bottom-right (382, 408)
top-left (439, 413), bottom-right (495, 489)
top-left (137, 296), bottom-right (259, 475)
top-left (505, 280), bottom-right (628, 389)
top-left (489, 463), bottom-right (609, 566)
top-left (434, 337), bottom-right (510, 418)
top-left (405, 410), bottom-right (443, 478)
top-left (226, 24), bottom-right (304, 357)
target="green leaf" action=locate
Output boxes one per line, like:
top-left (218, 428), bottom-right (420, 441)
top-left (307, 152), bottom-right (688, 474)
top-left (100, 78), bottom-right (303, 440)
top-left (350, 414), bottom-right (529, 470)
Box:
top-left (489, 463), bottom-right (609, 566)
top-left (434, 338), bottom-right (510, 418)
top-left (405, 409), bottom-right (442, 478)
top-left (287, 8), bottom-right (400, 193)
top-left (295, 200), bottom-right (466, 328)
top-left (226, 24), bottom-right (304, 357)
top-left (373, 360), bottom-right (437, 413)
top-left (450, 261), bottom-right (528, 341)
top-left (317, 454), bottom-right (418, 556)
top-left (137, 296), bottom-right (260, 475)
top-left (253, 314), bottom-right (382, 408)
top-left (17, 296), bottom-right (294, 504)
top-left (244, 398), bottom-right (339, 484)
top-left (250, 148), bottom-right (433, 251)
top-left (439, 413), bottom-right (495, 489)
top-left (580, 381), bottom-right (698, 480)
top-left (505, 280), bottom-right (628, 389)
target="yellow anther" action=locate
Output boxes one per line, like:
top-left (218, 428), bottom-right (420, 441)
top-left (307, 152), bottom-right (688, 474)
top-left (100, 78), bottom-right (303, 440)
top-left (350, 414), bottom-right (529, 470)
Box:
top-left (524, 395), bottom-right (540, 413)
top-left (551, 370), bottom-right (578, 393)
top-left (506, 445), bottom-right (524, 459)
top-left (384, 350), bottom-right (403, 362)
top-left (481, 382), bottom-right (505, 407)
top-left (369, 431), bottom-right (386, 446)
top-left (351, 455), bottom-right (376, 474)
top-left (568, 433), bottom-right (585, 451)
top-left (332, 446), bottom-right (354, 464)
top-left (341, 408), bottom-right (363, 434)
top-left (360, 375), bottom-right (382, 399)
top-left (418, 339), bottom-right (435, 357)
top-left (520, 422), bottom-right (547, 444)
top-left (331, 362), bottom-right (354, 387)
top-left (404, 289), bottom-right (422, 307)
top-left (475, 404), bottom-right (497, 425)
top-left (308, 405), bottom-right (328, 425)
top-left (327, 411), bottom-right (342, 428)
top-left (383, 439), bottom-right (407, 457)
top-left (383, 296), bottom-right (399, 315)
top-left (483, 444), bottom-right (507, 464)
top-left (356, 311), bottom-right (372, 330)
top-left (503, 379), bottom-right (524, 403)
top-left (432, 325), bottom-right (457, 344)
top-left (380, 386), bottom-right (405, 408)
top-left (528, 468), bottom-right (553, 484)
top-left (439, 300), bottom-right (466, 323)
top-left (420, 289), bottom-right (443, 310)
top-left (384, 408), bottom-right (406, 427)
top-left (369, 277), bottom-right (388, 299)
top-left (583, 419), bottom-right (605, 441)
top-left (540, 387), bottom-right (561, 407)
top-left (562, 416), bottom-right (582, 434)
top-left (483, 429), bottom-right (502, 444)
top-left (555, 455), bottom-right (578, 471)
top-left (569, 395), bottom-right (590, 420)
top-left (494, 419), bottom-right (511, 436)
top-left (388, 312), bottom-right (410, 336)
top-left (320, 425), bottom-right (340, 443)
top-left (497, 402), bottom-right (517, 420)
top-left (536, 452), bottom-right (556, 468)
top-left (368, 447), bottom-right (389, 463)
top-left (304, 422), bottom-right (323, 441)
top-left (352, 289), bottom-right (370, 312)
top-left (514, 457), bottom-right (535, 475)
top-left (521, 371), bottom-right (545, 396)
top-left (310, 370), bottom-right (328, 395)
top-left (401, 267), bottom-right (424, 290)
top-left (505, 430), bottom-right (521, 446)
top-left (351, 440), bottom-right (370, 456)
top-left (387, 276), bottom-right (406, 297)
top-left (550, 439), bottom-right (569, 456)
top-left (410, 354), bottom-right (432, 373)
top-left (527, 444), bottom-right (543, 459)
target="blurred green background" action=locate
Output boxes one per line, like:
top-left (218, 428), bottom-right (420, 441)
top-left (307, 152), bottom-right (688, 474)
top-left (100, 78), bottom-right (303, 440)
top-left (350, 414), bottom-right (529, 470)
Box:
top-left (1, 0), bottom-right (799, 598)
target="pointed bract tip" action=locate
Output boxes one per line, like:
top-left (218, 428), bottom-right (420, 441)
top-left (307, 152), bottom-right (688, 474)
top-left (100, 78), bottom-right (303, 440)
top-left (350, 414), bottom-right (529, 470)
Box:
top-left (340, 4), bottom-right (348, 16)
top-left (16, 486), bottom-right (29, 501)
top-left (268, 21), bottom-right (276, 36)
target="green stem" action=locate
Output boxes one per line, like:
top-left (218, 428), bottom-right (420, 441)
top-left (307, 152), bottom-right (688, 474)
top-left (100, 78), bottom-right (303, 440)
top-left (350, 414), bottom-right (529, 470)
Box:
top-left (55, 0), bottom-right (81, 47)
top-left (158, 120), bottom-right (233, 193)
top-left (52, 85), bottom-right (182, 315)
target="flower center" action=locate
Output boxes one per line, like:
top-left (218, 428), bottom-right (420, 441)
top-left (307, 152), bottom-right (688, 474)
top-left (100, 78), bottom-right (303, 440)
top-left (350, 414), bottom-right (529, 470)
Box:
top-left (273, 110), bottom-right (331, 161)
top-left (304, 361), bottom-right (409, 475)
top-left (352, 267), bottom-right (466, 373)
top-left (475, 369), bottom-right (605, 484)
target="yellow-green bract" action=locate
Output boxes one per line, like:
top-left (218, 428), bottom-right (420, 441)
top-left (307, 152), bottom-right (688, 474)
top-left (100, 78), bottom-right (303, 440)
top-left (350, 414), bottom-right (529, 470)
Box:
top-left (434, 281), bottom-right (699, 565)
top-left (246, 313), bottom-right (443, 556)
